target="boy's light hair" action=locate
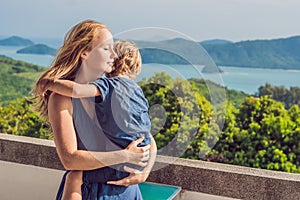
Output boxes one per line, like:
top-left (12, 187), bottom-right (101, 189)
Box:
top-left (107, 40), bottom-right (142, 79)
top-left (33, 20), bottom-right (108, 121)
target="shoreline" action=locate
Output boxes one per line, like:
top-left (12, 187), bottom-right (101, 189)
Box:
top-left (219, 65), bottom-right (300, 72)
top-left (142, 63), bottom-right (300, 71)
top-left (2, 50), bottom-right (300, 72)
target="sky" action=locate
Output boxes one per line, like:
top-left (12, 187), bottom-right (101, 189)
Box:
top-left (1, 0), bottom-right (300, 43)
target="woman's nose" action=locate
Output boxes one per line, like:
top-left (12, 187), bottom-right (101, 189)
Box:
top-left (111, 49), bottom-right (117, 59)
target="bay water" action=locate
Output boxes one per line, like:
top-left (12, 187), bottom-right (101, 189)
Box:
top-left (1, 46), bottom-right (300, 95)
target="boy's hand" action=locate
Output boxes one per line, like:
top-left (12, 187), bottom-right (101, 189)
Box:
top-left (37, 77), bottom-right (56, 100)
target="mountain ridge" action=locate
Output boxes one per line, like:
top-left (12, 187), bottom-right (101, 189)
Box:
top-left (202, 35), bottom-right (300, 69)
top-left (2, 35), bottom-right (300, 69)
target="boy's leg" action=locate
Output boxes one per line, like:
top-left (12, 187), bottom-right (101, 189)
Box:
top-left (62, 170), bottom-right (83, 200)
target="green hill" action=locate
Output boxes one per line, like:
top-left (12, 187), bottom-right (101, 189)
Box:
top-left (17, 44), bottom-right (56, 56)
top-left (0, 36), bottom-right (34, 46)
top-left (135, 36), bottom-right (300, 69)
top-left (136, 38), bottom-right (215, 68)
top-left (203, 36), bottom-right (300, 69)
top-left (0, 55), bottom-right (45, 105)
top-left (140, 48), bottom-right (189, 64)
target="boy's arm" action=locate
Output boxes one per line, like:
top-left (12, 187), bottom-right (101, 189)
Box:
top-left (48, 79), bottom-right (101, 98)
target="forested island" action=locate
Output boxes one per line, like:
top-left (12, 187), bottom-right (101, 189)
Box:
top-left (0, 36), bottom-right (34, 46)
top-left (17, 44), bottom-right (56, 56)
top-left (0, 36), bottom-right (56, 56)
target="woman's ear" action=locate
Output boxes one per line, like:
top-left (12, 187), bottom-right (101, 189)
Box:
top-left (81, 51), bottom-right (89, 60)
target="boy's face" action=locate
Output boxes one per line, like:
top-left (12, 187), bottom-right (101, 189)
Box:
top-left (83, 29), bottom-right (116, 78)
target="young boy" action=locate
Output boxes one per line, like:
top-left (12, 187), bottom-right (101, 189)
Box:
top-left (44, 41), bottom-right (154, 199)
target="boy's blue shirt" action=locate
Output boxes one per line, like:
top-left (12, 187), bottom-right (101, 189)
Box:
top-left (91, 76), bottom-right (151, 149)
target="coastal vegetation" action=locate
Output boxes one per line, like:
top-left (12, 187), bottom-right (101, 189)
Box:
top-left (0, 56), bottom-right (299, 173)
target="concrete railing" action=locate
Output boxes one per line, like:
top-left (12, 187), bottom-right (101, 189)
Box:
top-left (0, 133), bottom-right (299, 200)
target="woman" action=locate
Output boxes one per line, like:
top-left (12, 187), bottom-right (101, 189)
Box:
top-left (33, 20), bottom-right (156, 199)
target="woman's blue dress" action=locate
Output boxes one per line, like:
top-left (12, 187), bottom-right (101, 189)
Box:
top-left (56, 171), bottom-right (142, 200)
top-left (55, 98), bottom-right (143, 200)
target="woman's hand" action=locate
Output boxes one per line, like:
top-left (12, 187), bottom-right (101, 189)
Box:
top-left (107, 166), bottom-right (149, 186)
top-left (123, 138), bottom-right (150, 167)
top-left (108, 137), bottom-right (157, 186)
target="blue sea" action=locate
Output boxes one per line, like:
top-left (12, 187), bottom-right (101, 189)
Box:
top-left (1, 46), bottom-right (300, 95)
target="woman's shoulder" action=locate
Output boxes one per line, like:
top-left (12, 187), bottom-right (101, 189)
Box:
top-left (49, 92), bottom-right (70, 100)
top-left (48, 92), bottom-right (72, 108)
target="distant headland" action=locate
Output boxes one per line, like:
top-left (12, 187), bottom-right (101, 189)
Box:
top-left (1, 35), bottom-right (300, 70)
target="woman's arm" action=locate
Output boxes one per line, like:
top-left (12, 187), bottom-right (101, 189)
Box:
top-left (139, 135), bottom-right (157, 175)
top-left (44, 79), bottom-right (101, 98)
top-left (48, 92), bottom-right (150, 170)
top-left (107, 136), bottom-right (157, 186)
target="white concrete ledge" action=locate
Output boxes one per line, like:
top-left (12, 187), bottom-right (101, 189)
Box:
top-left (1, 133), bottom-right (299, 200)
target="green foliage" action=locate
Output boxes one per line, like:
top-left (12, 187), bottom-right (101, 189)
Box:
top-left (139, 72), bottom-right (219, 159)
top-left (258, 83), bottom-right (300, 109)
top-left (0, 98), bottom-right (51, 139)
top-left (0, 55), bottom-right (45, 105)
top-left (212, 96), bottom-right (300, 173)
top-left (140, 74), bottom-right (299, 174)
top-left (188, 78), bottom-right (248, 107)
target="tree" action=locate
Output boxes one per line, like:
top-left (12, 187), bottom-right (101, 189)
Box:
top-left (139, 72), bottom-right (220, 159)
top-left (212, 96), bottom-right (300, 173)
top-left (258, 83), bottom-right (300, 109)
top-left (0, 98), bottom-right (51, 139)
